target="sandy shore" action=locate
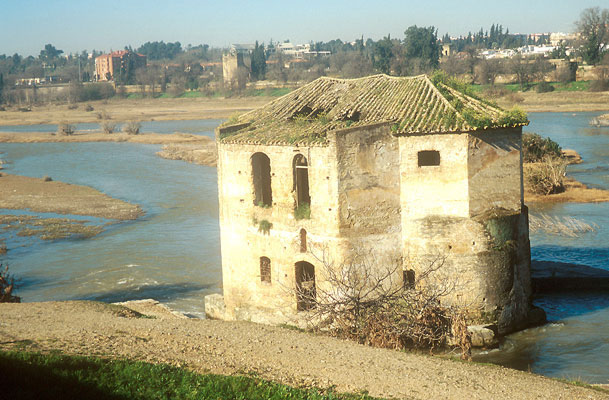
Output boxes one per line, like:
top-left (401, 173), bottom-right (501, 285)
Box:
top-left (525, 177), bottom-right (609, 204)
top-left (0, 130), bottom-right (214, 145)
top-left (0, 174), bottom-right (142, 220)
top-left (495, 90), bottom-right (609, 113)
top-left (0, 300), bottom-right (606, 400)
top-left (0, 97), bottom-right (271, 126)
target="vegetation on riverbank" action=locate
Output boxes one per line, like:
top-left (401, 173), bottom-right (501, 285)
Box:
top-left (523, 133), bottom-right (567, 195)
top-left (0, 351), bottom-right (377, 400)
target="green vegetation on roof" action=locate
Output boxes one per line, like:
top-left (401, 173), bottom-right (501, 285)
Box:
top-left (219, 73), bottom-right (529, 145)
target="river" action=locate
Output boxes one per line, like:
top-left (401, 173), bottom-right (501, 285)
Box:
top-left (0, 115), bottom-right (608, 382)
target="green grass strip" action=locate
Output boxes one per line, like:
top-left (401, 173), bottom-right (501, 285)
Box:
top-left (0, 351), bottom-right (379, 400)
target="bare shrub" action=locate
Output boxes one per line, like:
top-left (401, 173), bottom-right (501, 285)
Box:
top-left (524, 156), bottom-right (567, 195)
top-left (589, 79), bottom-right (609, 92)
top-left (0, 264), bottom-right (20, 303)
top-left (297, 247), bottom-right (472, 359)
top-left (122, 121), bottom-right (141, 135)
top-left (84, 104), bottom-right (94, 112)
top-left (504, 92), bottom-right (524, 103)
top-left (529, 213), bottom-right (598, 237)
top-left (57, 123), bottom-right (74, 136)
top-left (67, 104), bottom-right (77, 110)
top-left (483, 85), bottom-right (510, 98)
top-left (96, 110), bottom-right (111, 120)
top-left (100, 120), bottom-right (116, 134)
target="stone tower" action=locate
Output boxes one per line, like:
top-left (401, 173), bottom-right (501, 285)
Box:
top-left (207, 74), bottom-right (534, 334)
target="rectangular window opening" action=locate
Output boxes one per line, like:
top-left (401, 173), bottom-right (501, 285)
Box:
top-left (418, 150), bottom-right (440, 167)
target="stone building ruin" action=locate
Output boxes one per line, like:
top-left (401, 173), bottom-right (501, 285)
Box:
top-left (206, 74), bottom-right (536, 335)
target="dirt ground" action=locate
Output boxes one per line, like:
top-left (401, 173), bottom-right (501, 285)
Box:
top-left (0, 130), bottom-right (215, 145)
top-left (0, 174), bottom-right (142, 220)
top-left (496, 90), bottom-right (609, 113)
top-left (0, 300), bottom-right (606, 400)
top-left (156, 141), bottom-right (217, 167)
top-left (1, 90), bottom-right (607, 130)
top-left (0, 97), bottom-right (271, 127)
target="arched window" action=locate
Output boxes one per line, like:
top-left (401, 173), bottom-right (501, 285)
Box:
top-left (251, 152), bottom-right (272, 207)
top-left (260, 257), bottom-right (271, 283)
top-left (295, 261), bottom-right (316, 311)
top-left (299, 229), bottom-right (307, 253)
top-left (293, 154), bottom-right (310, 209)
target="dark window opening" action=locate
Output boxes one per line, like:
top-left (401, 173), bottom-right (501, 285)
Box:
top-left (295, 261), bottom-right (316, 311)
top-left (293, 154), bottom-right (310, 208)
top-left (417, 150), bottom-right (440, 167)
top-left (252, 152), bottom-right (272, 207)
top-left (260, 257), bottom-right (271, 283)
top-left (299, 229), bottom-right (307, 253)
top-left (403, 269), bottom-right (416, 289)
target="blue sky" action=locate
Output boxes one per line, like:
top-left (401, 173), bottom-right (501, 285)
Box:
top-left (1, 0), bottom-right (603, 56)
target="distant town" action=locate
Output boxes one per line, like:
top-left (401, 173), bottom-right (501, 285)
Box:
top-left (1, 8), bottom-right (608, 105)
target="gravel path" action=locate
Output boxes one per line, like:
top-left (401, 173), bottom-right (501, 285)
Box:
top-left (0, 300), bottom-right (606, 400)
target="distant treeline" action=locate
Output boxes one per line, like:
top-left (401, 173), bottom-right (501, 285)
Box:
top-left (1, 7), bottom-right (608, 105)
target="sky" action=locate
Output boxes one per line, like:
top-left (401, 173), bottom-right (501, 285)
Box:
top-left (0, 0), bottom-right (603, 56)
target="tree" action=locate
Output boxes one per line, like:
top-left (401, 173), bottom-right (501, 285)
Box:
top-left (39, 44), bottom-right (63, 61)
top-left (576, 7), bottom-right (609, 65)
top-left (136, 41), bottom-right (182, 60)
top-left (372, 35), bottom-right (393, 74)
top-left (403, 25), bottom-right (440, 70)
top-left (250, 41), bottom-right (267, 81)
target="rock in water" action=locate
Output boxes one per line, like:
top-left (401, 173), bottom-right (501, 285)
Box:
top-left (590, 113), bottom-right (609, 127)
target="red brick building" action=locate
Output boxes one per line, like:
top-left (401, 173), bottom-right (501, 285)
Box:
top-left (95, 50), bottom-right (147, 81)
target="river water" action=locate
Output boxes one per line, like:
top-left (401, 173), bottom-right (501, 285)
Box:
top-left (1, 115), bottom-right (608, 381)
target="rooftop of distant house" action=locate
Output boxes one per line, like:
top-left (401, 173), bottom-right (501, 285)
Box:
top-left (96, 50), bottom-right (146, 59)
top-left (218, 73), bottom-right (528, 146)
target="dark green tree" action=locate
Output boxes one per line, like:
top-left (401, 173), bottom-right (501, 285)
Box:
top-left (372, 35), bottom-right (393, 74)
top-left (577, 7), bottom-right (609, 65)
top-left (250, 41), bottom-right (267, 81)
top-left (403, 25), bottom-right (440, 70)
top-left (136, 41), bottom-right (182, 60)
top-left (39, 44), bottom-right (63, 61)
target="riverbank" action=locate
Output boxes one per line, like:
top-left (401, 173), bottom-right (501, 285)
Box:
top-left (0, 174), bottom-right (142, 220)
top-left (525, 177), bottom-right (609, 204)
top-left (0, 130), bottom-right (214, 145)
top-left (0, 300), bottom-right (606, 400)
top-left (0, 96), bottom-right (271, 126)
top-left (495, 90), bottom-right (609, 113)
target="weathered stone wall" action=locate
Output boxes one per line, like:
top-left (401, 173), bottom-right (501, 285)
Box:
top-left (215, 125), bottom-right (532, 333)
top-left (332, 124), bottom-right (402, 272)
top-left (216, 141), bottom-right (345, 319)
top-left (468, 128), bottom-right (523, 216)
top-left (399, 128), bottom-right (531, 334)
top-left (222, 53), bottom-right (249, 89)
top-left (399, 133), bottom-right (470, 218)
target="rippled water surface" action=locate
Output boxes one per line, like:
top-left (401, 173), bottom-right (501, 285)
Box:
top-left (0, 140), bottom-right (221, 318)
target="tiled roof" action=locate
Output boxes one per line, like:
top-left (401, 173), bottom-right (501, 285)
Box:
top-left (219, 74), bottom-right (528, 145)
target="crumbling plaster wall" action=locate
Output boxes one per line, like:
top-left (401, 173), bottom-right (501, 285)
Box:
top-left (468, 128), bottom-right (523, 216)
top-left (217, 142), bottom-right (346, 318)
top-left (331, 124), bottom-right (402, 268)
top-left (399, 128), bottom-right (531, 334)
